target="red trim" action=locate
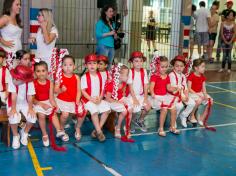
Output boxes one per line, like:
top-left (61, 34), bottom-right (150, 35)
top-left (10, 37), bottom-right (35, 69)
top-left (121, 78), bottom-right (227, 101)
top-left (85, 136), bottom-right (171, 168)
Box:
top-left (131, 68), bottom-right (145, 95)
top-left (1, 66), bottom-right (6, 91)
top-left (30, 25), bottom-right (39, 33)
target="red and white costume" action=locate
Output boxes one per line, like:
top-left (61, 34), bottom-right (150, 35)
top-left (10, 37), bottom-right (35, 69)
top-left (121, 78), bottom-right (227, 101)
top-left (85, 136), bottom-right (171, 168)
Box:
top-left (106, 81), bottom-right (132, 112)
top-left (188, 72), bottom-right (212, 105)
top-left (169, 71), bottom-right (195, 118)
top-left (33, 79), bottom-right (53, 115)
top-left (150, 74), bottom-right (176, 110)
top-left (81, 72), bottom-right (110, 115)
top-left (7, 78), bottom-right (36, 124)
top-left (0, 66), bottom-right (10, 103)
top-left (56, 73), bottom-right (84, 114)
top-left (127, 68), bottom-right (149, 113)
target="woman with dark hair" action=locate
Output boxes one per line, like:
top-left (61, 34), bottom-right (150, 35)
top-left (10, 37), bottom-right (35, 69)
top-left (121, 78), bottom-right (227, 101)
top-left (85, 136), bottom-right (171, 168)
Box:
top-left (95, 5), bottom-right (116, 69)
top-left (0, 0), bottom-right (22, 53)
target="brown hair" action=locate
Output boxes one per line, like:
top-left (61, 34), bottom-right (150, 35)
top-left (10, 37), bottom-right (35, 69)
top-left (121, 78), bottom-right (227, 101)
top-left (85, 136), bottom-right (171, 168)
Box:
top-left (2, 0), bottom-right (22, 27)
top-left (34, 61), bottom-right (48, 71)
top-left (192, 59), bottom-right (205, 70)
top-left (159, 56), bottom-right (168, 62)
top-left (120, 64), bottom-right (129, 72)
top-left (62, 55), bottom-right (75, 64)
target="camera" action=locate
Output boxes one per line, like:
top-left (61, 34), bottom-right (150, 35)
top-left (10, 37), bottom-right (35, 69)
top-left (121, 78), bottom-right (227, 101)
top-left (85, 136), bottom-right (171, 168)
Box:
top-left (112, 14), bottom-right (125, 50)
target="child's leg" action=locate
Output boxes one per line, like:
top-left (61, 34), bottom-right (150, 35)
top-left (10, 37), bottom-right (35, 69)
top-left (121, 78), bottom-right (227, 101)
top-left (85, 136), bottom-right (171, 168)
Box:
top-left (170, 108), bottom-right (177, 129)
top-left (91, 113), bottom-right (102, 134)
top-left (60, 112), bottom-right (70, 130)
top-left (38, 113), bottom-right (47, 137)
top-left (10, 124), bottom-right (19, 136)
top-left (116, 111), bottom-right (127, 129)
top-left (52, 114), bottom-right (61, 132)
top-left (190, 99), bottom-right (202, 121)
top-left (139, 103), bottom-right (151, 121)
top-left (99, 110), bottom-right (110, 129)
top-left (159, 108), bottom-right (167, 131)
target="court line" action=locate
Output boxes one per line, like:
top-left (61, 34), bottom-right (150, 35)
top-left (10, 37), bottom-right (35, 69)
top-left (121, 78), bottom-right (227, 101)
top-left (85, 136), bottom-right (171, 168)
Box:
top-left (208, 90), bottom-right (229, 94)
top-left (206, 84), bottom-right (236, 95)
top-left (208, 81), bottom-right (236, 84)
top-left (214, 101), bottom-right (236, 110)
top-left (131, 122), bottom-right (236, 137)
top-left (73, 143), bottom-right (122, 176)
top-left (27, 140), bottom-right (52, 176)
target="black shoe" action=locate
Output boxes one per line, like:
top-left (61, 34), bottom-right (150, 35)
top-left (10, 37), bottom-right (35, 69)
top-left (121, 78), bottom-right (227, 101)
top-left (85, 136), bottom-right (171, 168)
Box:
top-left (134, 119), bottom-right (147, 132)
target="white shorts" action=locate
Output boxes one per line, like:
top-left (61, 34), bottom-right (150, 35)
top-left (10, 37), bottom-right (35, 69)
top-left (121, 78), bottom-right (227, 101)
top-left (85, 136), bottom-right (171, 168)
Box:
top-left (7, 104), bottom-right (37, 124)
top-left (56, 98), bottom-right (84, 114)
top-left (34, 100), bottom-right (53, 116)
top-left (84, 100), bottom-right (110, 115)
top-left (150, 94), bottom-right (176, 110)
top-left (189, 93), bottom-right (213, 105)
top-left (128, 95), bottom-right (150, 113)
top-left (109, 97), bottom-right (132, 112)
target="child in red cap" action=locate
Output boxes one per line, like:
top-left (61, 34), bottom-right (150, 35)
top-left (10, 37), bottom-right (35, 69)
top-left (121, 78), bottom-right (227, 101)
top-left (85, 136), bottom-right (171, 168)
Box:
top-left (7, 65), bottom-right (36, 149)
top-left (127, 51), bottom-right (151, 132)
top-left (0, 48), bottom-right (10, 105)
top-left (168, 55), bottom-right (196, 128)
top-left (81, 54), bottom-right (110, 142)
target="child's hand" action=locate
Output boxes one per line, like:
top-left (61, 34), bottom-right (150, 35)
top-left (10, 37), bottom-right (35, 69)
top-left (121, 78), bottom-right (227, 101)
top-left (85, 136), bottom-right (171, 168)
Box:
top-left (28, 108), bottom-right (36, 118)
top-left (143, 98), bottom-right (149, 106)
top-left (133, 98), bottom-right (140, 107)
top-left (61, 85), bottom-right (67, 92)
top-left (151, 94), bottom-right (155, 99)
top-left (9, 108), bottom-right (17, 117)
top-left (90, 97), bottom-right (98, 104)
top-left (40, 103), bottom-right (52, 111)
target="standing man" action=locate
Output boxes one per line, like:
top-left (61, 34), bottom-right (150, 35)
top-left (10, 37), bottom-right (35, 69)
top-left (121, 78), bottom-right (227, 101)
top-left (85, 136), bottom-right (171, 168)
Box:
top-left (194, 1), bottom-right (211, 59)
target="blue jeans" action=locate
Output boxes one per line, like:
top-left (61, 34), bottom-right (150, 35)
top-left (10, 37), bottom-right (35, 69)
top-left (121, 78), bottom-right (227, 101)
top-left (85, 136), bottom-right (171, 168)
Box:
top-left (96, 44), bottom-right (115, 69)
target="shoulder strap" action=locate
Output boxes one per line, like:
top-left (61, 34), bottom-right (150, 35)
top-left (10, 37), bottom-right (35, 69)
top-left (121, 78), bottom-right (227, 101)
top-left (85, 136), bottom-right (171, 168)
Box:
top-left (173, 71), bottom-right (178, 85)
top-left (85, 72), bottom-right (91, 96)
top-left (140, 68), bottom-right (145, 95)
top-left (97, 72), bottom-right (102, 95)
top-left (1, 66), bottom-right (6, 91)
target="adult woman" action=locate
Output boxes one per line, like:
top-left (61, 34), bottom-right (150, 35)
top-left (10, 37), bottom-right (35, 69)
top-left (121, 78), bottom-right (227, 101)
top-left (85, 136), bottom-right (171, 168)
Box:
top-left (30, 8), bottom-right (58, 72)
top-left (0, 0), bottom-right (22, 53)
top-left (95, 5), bottom-right (116, 69)
top-left (146, 10), bottom-right (157, 52)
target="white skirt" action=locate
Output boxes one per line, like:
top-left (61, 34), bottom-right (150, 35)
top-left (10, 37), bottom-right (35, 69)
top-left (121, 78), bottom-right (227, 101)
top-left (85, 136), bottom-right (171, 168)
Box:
top-left (189, 92), bottom-right (212, 105)
top-left (34, 100), bottom-right (53, 116)
top-left (128, 95), bottom-right (151, 113)
top-left (150, 94), bottom-right (176, 110)
top-left (109, 97), bottom-right (132, 112)
top-left (56, 98), bottom-right (85, 114)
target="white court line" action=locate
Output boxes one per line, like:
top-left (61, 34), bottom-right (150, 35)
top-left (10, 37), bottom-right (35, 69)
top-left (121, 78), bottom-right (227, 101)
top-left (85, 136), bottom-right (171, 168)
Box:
top-left (208, 81), bottom-right (236, 84)
top-left (206, 84), bottom-right (236, 95)
top-left (131, 122), bottom-right (236, 137)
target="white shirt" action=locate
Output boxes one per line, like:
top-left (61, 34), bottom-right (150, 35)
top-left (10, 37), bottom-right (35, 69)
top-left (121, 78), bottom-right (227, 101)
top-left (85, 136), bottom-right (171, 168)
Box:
top-left (100, 71), bottom-right (108, 90)
top-left (127, 69), bottom-right (148, 96)
top-left (169, 71), bottom-right (187, 90)
top-left (194, 7), bottom-right (210, 32)
top-left (81, 74), bottom-right (101, 97)
top-left (0, 67), bottom-right (10, 91)
top-left (0, 22), bottom-right (22, 53)
top-left (36, 26), bottom-right (58, 69)
top-left (8, 78), bottom-right (35, 105)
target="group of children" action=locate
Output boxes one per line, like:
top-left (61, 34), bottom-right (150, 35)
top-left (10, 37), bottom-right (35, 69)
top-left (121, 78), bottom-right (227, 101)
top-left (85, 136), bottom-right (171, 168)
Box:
top-left (0, 48), bottom-right (213, 149)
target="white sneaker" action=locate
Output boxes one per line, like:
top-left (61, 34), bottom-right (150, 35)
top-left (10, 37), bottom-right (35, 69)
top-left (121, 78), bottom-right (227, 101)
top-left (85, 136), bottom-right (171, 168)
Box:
top-left (64, 124), bottom-right (71, 129)
top-left (181, 118), bottom-right (187, 128)
top-left (218, 69), bottom-right (223, 73)
top-left (42, 135), bottom-right (49, 147)
top-left (12, 134), bottom-right (20, 149)
top-left (227, 69), bottom-right (231, 73)
top-left (20, 129), bottom-right (29, 146)
top-left (56, 130), bottom-right (69, 142)
top-left (198, 120), bottom-right (204, 126)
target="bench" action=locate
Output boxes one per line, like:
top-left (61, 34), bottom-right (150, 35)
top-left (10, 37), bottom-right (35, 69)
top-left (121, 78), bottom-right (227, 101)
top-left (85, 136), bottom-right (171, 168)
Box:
top-left (0, 109), bottom-right (10, 147)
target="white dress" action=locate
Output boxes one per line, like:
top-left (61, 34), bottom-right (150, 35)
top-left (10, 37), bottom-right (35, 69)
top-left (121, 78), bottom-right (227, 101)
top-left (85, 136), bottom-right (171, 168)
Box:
top-left (0, 22), bottom-right (22, 53)
top-left (35, 26), bottom-right (58, 71)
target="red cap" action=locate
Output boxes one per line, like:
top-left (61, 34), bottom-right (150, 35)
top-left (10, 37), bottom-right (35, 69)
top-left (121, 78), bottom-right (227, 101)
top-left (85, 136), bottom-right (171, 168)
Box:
top-left (129, 51), bottom-right (147, 62)
top-left (97, 55), bottom-right (108, 63)
top-left (170, 55), bottom-right (186, 66)
top-left (10, 65), bottom-right (34, 82)
top-left (225, 0), bottom-right (233, 5)
top-left (84, 54), bottom-right (97, 64)
top-left (0, 48), bottom-right (6, 58)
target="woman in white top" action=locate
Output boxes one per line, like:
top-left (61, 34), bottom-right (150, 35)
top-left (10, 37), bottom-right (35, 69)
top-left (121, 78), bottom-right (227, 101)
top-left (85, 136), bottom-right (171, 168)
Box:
top-left (30, 8), bottom-right (58, 73)
top-left (0, 0), bottom-right (22, 53)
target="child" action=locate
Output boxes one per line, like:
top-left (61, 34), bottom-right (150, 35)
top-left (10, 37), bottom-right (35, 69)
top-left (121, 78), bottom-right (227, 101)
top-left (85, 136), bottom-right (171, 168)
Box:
top-left (14, 50), bottom-right (32, 67)
top-left (7, 65), bottom-right (36, 149)
top-left (168, 55), bottom-right (196, 128)
top-left (55, 55), bottom-right (85, 142)
top-left (33, 61), bottom-right (62, 147)
top-left (105, 63), bottom-right (133, 138)
top-left (0, 48), bottom-right (10, 105)
top-left (81, 54), bottom-right (110, 142)
top-left (127, 51), bottom-right (151, 132)
top-left (219, 10), bottom-right (236, 73)
top-left (188, 59), bottom-right (213, 126)
top-left (97, 55), bottom-right (110, 82)
top-left (150, 56), bottom-right (180, 137)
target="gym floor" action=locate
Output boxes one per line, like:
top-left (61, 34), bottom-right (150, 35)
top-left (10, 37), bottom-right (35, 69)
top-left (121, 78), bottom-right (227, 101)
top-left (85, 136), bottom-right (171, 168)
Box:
top-left (0, 71), bottom-right (236, 176)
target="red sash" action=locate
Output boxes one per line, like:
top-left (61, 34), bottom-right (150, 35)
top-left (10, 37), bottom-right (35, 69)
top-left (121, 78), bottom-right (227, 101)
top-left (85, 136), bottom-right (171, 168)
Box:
top-left (1, 66), bottom-right (6, 92)
top-left (81, 72), bottom-right (102, 103)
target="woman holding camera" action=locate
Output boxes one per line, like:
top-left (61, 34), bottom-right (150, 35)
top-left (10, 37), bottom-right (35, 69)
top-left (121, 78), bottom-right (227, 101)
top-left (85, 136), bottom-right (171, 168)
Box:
top-left (95, 5), bottom-right (116, 69)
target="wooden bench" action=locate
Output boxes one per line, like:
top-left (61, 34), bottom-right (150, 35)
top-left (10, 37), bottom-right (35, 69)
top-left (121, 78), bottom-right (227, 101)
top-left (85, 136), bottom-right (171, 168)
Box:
top-left (0, 109), bottom-right (10, 147)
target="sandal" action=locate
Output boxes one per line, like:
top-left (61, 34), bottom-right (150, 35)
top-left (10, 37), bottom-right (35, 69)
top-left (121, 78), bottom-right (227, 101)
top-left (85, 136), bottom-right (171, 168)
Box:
top-left (75, 131), bottom-right (82, 141)
top-left (56, 130), bottom-right (69, 142)
top-left (96, 131), bottom-right (106, 142)
top-left (123, 126), bottom-right (131, 138)
top-left (169, 127), bottom-right (180, 135)
top-left (42, 135), bottom-right (49, 147)
top-left (91, 130), bottom-right (97, 139)
top-left (114, 126), bottom-right (121, 138)
top-left (158, 129), bottom-right (166, 137)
